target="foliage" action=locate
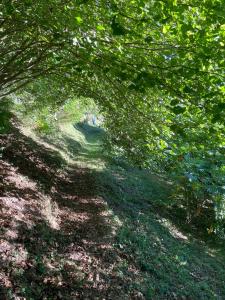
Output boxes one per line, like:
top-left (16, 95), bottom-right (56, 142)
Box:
top-left (0, 98), bottom-right (13, 133)
top-left (12, 77), bottom-right (97, 134)
top-left (170, 150), bottom-right (225, 232)
top-left (1, 0), bottom-right (224, 105)
top-left (2, 118), bottom-right (225, 299)
top-left (61, 97), bottom-right (98, 123)
top-left (96, 139), bottom-right (225, 299)
top-left (1, 0), bottom-right (225, 234)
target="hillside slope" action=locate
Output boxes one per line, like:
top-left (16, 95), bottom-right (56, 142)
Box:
top-left (0, 122), bottom-right (225, 299)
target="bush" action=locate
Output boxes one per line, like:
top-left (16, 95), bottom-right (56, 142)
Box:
top-left (171, 149), bottom-right (225, 237)
top-left (0, 98), bottom-right (13, 133)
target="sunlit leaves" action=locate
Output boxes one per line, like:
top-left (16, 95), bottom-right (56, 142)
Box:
top-left (96, 25), bottom-right (105, 31)
top-left (1, 0), bottom-right (225, 233)
top-left (75, 16), bottom-right (83, 24)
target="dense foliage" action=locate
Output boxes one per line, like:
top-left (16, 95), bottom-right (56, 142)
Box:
top-left (13, 77), bottom-right (97, 133)
top-left (1, 0), bottom-right (225, 235)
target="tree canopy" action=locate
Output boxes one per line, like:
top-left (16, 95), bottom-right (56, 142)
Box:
top-left (1, 0), bottom-right (225, 234)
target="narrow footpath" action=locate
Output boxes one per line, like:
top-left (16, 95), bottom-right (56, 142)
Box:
top-left (0, 124), bottom-right (141, 299)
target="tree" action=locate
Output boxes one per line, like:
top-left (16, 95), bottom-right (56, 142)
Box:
top-left (1, 0), bottom-right (225, 233)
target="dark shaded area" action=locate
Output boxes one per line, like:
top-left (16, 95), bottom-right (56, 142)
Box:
top-left (96, 167), bottom-right (225, 298)
top-left (1, 125), bottom-right (66, 193)
top-left (0, 124), bottom-right (139, 299)
top-left (0, 99), bottom-right (14, 134)
top-left (74, 122), bottom-right (105, 144)
top-left (0, 122), bottom-right (225, 299)
top-left (42, 134), bottom-right (83, 159)
top-left (99, 162), bottom-right (224, 248)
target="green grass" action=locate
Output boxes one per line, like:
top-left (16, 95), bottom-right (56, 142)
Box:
top-left (39, 122), bottom-right (106, 169)
top-left (33, 121), bottom-right (225, 299)
top-left (95, 162), bottom-right (225, 299)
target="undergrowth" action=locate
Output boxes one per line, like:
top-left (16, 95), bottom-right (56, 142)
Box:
top-left (2, 119), bottom-right (224, 299)
top-left (96, 161), bottom-right (225, 299)
top-left (37, 120), bottom-right (225, 299)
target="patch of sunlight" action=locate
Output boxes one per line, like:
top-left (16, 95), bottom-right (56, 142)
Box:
top-left (109, 211), bottom-right (123, 237)
top-left (4, 229), bottom-right (18, 239)
top-left (59, 123), bottom-right (87, 144)
top-left (100, 210), bottom-right (114, 217)
top-left (75, 157), bottom-right (106, 170)
top-left (174, 255), bottom-right (188, 266)
top-left (113, 214), bottom-right (123, 227)
top-left (41, 196), bottom-right (60, 230)
top-left (0, 196), bottom-right (36, 228)
top-left (159, 218), bottom-right (188, 241)
top-left (0, 271), bottom-right (12, 288)
top-left (21, 125), bottom-right (74, 163)
top-left (112, 171), bottom-right (126, 181)
top-left (67, 211), bottom-right (90, 223)
top-left (204, 246), bottom-right (222, 258)
top-left (21, 122), bottom-right (106, 170)
top-left (98, 206), bottom-right (123, 236)
top-left (0, 240), bottom-right (28, 264)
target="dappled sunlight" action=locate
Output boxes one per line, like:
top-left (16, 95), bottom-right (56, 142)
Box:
top-left (96, 155), bottom-right (225, 298)
top-left (27, 121), bottom-right (107, 169)
top-left (1, 122), bottom-right (224, 299)
top-left (0, 240), bottom-right (28, 265)
top-left (0, 125), bottom-right (138, 299)
top-left (41, 196), bottom-right (60, 230)
top-left (1, 0), bottom-right (225, 297)
top-left (159, 218), bottom-right (189, 241)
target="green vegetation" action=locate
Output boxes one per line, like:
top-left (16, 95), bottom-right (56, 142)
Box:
top-left (1, 0), bottom-right (224, 235)
top-left (2, 120), bottom-right (224, 299)
top-left (94, 129), bottom-right (225, 299)
top-left (0, 0), bottom-right (225, 297)
top-left (53, 122), bottom-right (225, 298)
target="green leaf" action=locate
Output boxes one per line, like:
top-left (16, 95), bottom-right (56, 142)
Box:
top-left (170, 99), bottom-right (179, 106)
top-left (162, 25), bottom-right (170, 34)
top-left (75, 16), bottom-right (83, 24)
top-left (111, 17), bottom-right (127, 35)
top-left (97, 25), bottom-right (105, 31)
top-left (183, 86), bottom-right (193, 94)
top-left (172, 105), bottom-right (186, 115)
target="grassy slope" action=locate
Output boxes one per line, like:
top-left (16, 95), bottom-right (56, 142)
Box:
top-left (37, 122), bottom-right (225, 299)
top-left (1, 121), bottom-right (225, 299)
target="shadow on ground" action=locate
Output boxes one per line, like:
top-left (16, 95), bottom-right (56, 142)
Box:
top-left (0, 122), bottom-right (225, 299)
top-left (41, 122), bottom-right (106, 165)
top-left (96, 165), bottom-right (225, 299)
top-left (74, 122), bottom-right (105, 144)
top-left (0, 124), bottom-right (141, 299)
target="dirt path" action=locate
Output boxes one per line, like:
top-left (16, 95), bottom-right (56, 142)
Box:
top-left (0, 126), bottom-right (141, 299)
top-left (2, 124), bottom-right (225, 299)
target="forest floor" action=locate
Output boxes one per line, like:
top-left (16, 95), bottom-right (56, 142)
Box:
top-left (0, 121), bottom-right (225, 299)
